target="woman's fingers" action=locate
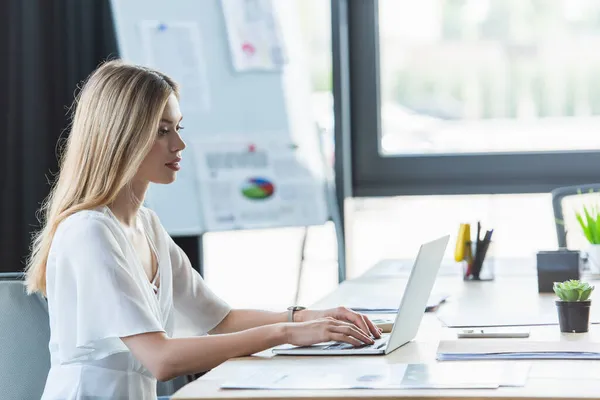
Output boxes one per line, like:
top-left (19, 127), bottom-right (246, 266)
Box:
top-left (337, 309), bottom-right (372, 339)
top-left (329, 333), bottom-right (364, 347)
top-left (363, 315), bottom-right (382, 338)
top-left (352, 313), bottom-right (373, 339)
top-left (329, 322), bottom-right (374, 345)
top-left (327, 318), bottom-right (370, 336)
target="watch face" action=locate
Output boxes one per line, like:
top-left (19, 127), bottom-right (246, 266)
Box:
top-left (288, 306), bottom-right (306, 311)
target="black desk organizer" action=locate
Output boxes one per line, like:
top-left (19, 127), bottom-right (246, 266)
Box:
top-left (536, 250), bottom-right (581, 293)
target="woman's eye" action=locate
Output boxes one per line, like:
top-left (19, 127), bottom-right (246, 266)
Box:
top-left (158, 128), bottom-right (169, 136)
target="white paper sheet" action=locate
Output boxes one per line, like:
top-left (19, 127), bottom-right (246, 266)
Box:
top-left (437, 312), bottom-right (559, 327)
top-left (438, 352), bottom-right (600, 360)
top-left (220, 362), bottom-right (530, 390)
top-left (191, 137), bottom-right (328, 231)
top-left (222, 364), bottom-right (408, 390)
top-left (402, 362), bottom-right (530, 388)
top-left (139, 21), bottom-right (211, 111)
top-left (220, 0), bottom-right (287, 71)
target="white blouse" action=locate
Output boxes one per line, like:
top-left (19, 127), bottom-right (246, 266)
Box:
top-left (41, 206), bottom-right (231, 400)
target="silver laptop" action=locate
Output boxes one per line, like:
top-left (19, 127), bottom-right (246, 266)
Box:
top-left (273, 235), bottom-right (449, 356)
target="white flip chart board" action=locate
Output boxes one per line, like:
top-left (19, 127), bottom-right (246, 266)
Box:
top-left (109, 0), bottom-right (330, 235)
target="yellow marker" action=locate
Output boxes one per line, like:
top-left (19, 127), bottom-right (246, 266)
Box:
top-left (454, 223), bottom-right (471, 262)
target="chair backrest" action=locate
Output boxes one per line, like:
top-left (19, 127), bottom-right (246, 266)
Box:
top-left (552, 183), bottom-right (600, 248)
top-left (0, 272), bottom-right (190, 398)
top-left (0, 272), bottom-right (51, 399)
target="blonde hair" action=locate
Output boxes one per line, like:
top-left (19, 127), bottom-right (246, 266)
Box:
top-left (25, 59), bottom-right (178, 296)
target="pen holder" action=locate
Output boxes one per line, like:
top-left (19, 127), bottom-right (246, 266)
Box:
top-left (462, 241), bottom-right (495, 281)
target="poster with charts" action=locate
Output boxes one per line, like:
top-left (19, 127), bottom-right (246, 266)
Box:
top-left (190, 137), bottom-right (329, 231)
top-left (220, 0), bottom-right (287, 71)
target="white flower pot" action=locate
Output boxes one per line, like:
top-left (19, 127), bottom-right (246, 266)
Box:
top-left (585, 244), bottom-right (600, 276)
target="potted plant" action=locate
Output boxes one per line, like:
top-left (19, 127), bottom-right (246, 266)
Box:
top-left (553, 280), bottom-right (594, 333)
top-left (575, 202), bottom-right (600, 275)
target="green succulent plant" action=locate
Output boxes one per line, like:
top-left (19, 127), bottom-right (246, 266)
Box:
top-left (553, 280), bottom-right (595, 302)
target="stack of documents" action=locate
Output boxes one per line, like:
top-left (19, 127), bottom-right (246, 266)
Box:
top-left (437, 339), bottom-right (600, 361)
top-left (220, 362), bottom-right (530, 390)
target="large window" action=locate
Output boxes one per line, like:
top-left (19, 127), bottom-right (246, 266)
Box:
top-left (341, 0), bottom-right (600, 196)
top-left (298, 0), bottom-right (334, 166)
top-left (379, 0), bottom-right (600, 155)
top-left (347, 193), bottom-right (557, 279)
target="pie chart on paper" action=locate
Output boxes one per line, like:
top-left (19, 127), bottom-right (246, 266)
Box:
top-left (241, 177), bottom-right (275, 200)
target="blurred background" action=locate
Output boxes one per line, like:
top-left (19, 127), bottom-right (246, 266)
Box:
top-left (4, 0), bottom-right (600, 312)
top-left (208, 0), bottom-right (600, 309)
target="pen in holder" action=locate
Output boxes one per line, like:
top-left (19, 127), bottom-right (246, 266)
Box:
top-left (463, 240), bottom-right (495, 281)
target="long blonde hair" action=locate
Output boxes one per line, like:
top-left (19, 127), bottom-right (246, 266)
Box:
top-left (25, 60), bottom-right (178, 296)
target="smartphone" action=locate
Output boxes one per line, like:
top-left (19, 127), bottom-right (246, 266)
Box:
top-left (457, 327), bottom-right (530, 338)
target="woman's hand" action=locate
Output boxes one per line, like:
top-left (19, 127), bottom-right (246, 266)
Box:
top-left (296, 307), bottom-right (382, 339)
top-left (284, 317), bottom-right (376, 347)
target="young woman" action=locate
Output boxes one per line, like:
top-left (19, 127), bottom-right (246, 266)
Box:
top-left (25, 60), bottom-right (381, 400)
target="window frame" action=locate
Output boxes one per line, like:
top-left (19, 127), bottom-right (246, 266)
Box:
top-left (336, 0), bottom-right (600, 197)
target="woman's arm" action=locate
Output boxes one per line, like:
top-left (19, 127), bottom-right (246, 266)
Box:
top-left (122, 324), bottom-right (285, 381)
top-left (210, 308), bottom-right (381, 340)
top-left (209, 309), bottom-right (293, 334)
top-left (122, 317), bottom-right (375, 381)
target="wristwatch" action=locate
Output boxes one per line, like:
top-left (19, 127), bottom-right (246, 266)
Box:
top-left (287, 306), bottom-right (306, 322)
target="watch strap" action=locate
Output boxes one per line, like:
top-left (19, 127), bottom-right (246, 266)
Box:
top-left (287, 306), bottom-right (305, 322)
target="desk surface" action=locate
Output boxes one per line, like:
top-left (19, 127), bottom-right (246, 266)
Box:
top-left (173, 262), bottom-right (600, 400)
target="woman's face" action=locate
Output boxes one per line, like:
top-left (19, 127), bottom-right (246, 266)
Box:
top-left (136, 93), bottom-right (186, 185)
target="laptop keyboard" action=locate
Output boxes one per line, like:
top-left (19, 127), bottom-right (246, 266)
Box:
top-left (324, 337), bottom-right (389, 350)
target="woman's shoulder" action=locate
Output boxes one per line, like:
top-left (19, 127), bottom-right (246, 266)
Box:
top-left (54, 207), bottom-right (116, 243)
top-left (139, 205), bottom-right (159, 222)
top-left (139, 206), bottom-right (172, 248)
top-left (139, 206), bottom-right (165, 232)
top-left (47, 207), bottom-right (121, 265)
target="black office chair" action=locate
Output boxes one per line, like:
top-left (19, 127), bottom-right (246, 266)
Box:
top-left (551, 183), bottom-right (600, 248)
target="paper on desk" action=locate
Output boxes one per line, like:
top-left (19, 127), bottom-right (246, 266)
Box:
top-left (349, 293), bottom-right (449, 314)
top-left (436, 311), bottom-right (600, 327)
top-left (363, 260), bottom-right (458, 278)
top-left (220, 363), bottom-right (529, 390)
top-left (438, 352), bottom-right (600, 360)
top-left (437, 339), bottom-right (600, 360)
top-left (221, 364), bottom-right (408, 390)
top-left (437, 300), bottom-right (600, 327)
top-left (402, 362), bottom-right (530, 388)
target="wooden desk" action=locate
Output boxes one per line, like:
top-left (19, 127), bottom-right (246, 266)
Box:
top-left (173, 264), bottom-right (600, 399)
